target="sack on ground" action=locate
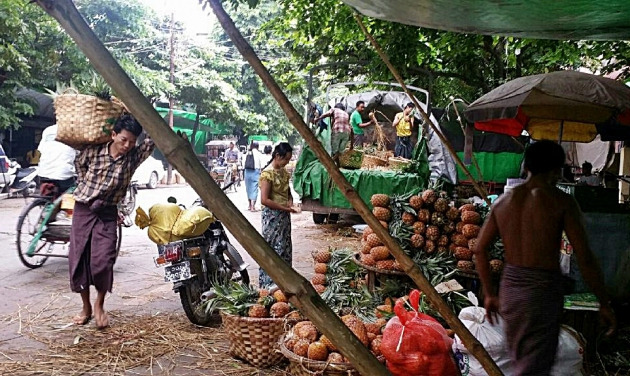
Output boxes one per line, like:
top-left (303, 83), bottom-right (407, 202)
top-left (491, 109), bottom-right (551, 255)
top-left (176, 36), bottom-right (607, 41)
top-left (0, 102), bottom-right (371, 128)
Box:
top-left (135, 204), bottom-right (183, 245)
top-left (381, 290), bottom-right (458, 376)
top-left (172, 206), bottom-right (214, 237)
top-left (244, 152), bottom-right (255, 169)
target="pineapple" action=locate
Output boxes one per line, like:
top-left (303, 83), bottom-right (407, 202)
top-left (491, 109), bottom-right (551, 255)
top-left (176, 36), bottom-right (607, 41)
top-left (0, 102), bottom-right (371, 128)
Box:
top-left (411, 234), bottom-right (425, 249)
top-left (437, 246), bottom-right (449, 254)
top-left (248, 304), bottom-right (269, 318)
top-left (457, 260), bottom-right (475, 271)
top-left (459, 203), bottom-right (476, 212)
top-left (313, 284), bottom-right (326, 294)
top-left (293, 339), bottom-right (310, 357)
top-left (313, 249), bottom-right (332, 263)
top-left (462, 224), bottom-right (481, 239)
top-left (363, 227), bottom-right (374, 239)
top-left (468, 238), bottom-right (477, 252)
top-left (446, 206), bottom-right (460, 221)
top-left (370, 193), bottom-right (390, 207)
top-left (361, 242), bottom-right (372, 254)
top-left (379, 220), bottom-right (389, 229)
top-left (295, 321), bottom-right (319, 342)
top-left (270, 302), bottom-right (290, 317)
top-left (328, 352), bottom-right (345, 363)
top-left (376, 259), bottom-right (396, 270)
top-left (375, 304), bottom-right (393, 318)
top-left (425, 240), bottom-right (437, 254)
top-left (370, 246), bottom-right (391, 261)
top-left (417, 209), bottom-right (431, 223)
top-left (308, 342), bottom-right (329, 360)
top-left (370, 335), bottom-right (383, 357)
top-left (431, 211), bottom-right (447, 226)
top-left (259, 289), bottom-right (270, 298)
top-left (490, 259), bottom-right (504, 273)
top-left (433, 198), bottom-right (449, 212)
top-left (442, 221), bottom-right (456, 234)
top-left (314, 262), bottom-right (328, 274)
top-left (421, 189), bottom-right (437, 205)
top-left (360, 253), bottom-right (377, 266)
top-left (402, 212), bottom-right (416, 225)
top-left (461, 210), bottom-right (481, 224)
top-left (285, 337), bottom-right (298, 352)
top-left (438, 234), bottom-right (450, 247)
top-left (409, 195), bottom-right (424, 210)
top-left (454, 247), bottom-right (473, 260)
top-left (373, 207), bottom-right (392, 222)
top-left (367, 332), bottom-right (377, 342)
top-left (412, 221), bottom-right (426, 234)
top-left (392, 259), bottom-right (402, 271)
top-left (320, 334), bottom-right (337, 351)
top-left (426, 225), bottom-right (440, 241)
top-left (311, 273), bottom-right (327, 285)
top-left (365, 318), bottom-right (387, 335)
top-left (341, 315), bottom-right (369, 346)
top-left (367, 233), bottom-right (384, 248)
top-left (456, 221), bottom-right (465, 233)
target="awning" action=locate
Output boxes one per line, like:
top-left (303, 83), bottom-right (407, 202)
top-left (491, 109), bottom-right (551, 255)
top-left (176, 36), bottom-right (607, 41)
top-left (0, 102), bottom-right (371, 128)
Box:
top-left (154, 107), bottom-right (230, 135)
top-left (342, 0), bottom-right (630, 40)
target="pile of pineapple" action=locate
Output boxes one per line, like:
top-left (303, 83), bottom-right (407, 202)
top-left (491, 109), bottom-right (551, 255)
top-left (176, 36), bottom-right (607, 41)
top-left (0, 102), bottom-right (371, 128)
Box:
top-left (360, 188), bottom-right (488, 272)
top-left (283, 315), bottom-right (385, 363)
top-left (205, 281), bottom-right (300, 319)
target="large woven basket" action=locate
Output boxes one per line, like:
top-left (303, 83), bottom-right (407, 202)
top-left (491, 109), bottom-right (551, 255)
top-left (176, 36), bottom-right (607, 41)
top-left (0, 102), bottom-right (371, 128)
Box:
top-left (221, 312), bottom-right (288, 368)
top-left (361, 154), bottom-right (388, 169)
top-left (388, 157), bottom-right (411, 170)
top-left (54, 89), bottom-right (126, 147)
top-left (339, 148), bottom-right (364, 169)
top-left (280, 336), bottom-right (367, 376)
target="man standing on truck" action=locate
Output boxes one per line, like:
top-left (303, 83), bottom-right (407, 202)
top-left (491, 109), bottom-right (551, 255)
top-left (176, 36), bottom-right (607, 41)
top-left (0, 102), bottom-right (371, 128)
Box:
top-left (69, 114), bottom-right (154, 329)
top-left (313, 103), bottom-right (351, 165)
top-left (350, 100), bottom-right (375, 148)
top-left (475, 140), bottom-right (616, 375)
top-left (393, 102), bottom-right (415, 159)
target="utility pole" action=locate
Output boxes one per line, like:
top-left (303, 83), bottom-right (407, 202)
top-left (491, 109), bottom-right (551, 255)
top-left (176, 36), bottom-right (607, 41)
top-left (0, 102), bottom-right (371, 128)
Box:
top-left (167, 12), bottom-right (176, 184)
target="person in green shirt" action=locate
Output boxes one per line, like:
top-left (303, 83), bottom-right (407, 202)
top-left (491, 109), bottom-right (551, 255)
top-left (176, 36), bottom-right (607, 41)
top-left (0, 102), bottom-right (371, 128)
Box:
top-left (350, 101), bottom-right (375, 148)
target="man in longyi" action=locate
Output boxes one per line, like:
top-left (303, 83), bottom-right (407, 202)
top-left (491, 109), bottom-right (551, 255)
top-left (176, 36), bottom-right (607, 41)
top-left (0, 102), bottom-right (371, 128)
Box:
top-left (475, 140), bottom-right (616, 375)
top-left (69, 114), bottom-right (154, 329)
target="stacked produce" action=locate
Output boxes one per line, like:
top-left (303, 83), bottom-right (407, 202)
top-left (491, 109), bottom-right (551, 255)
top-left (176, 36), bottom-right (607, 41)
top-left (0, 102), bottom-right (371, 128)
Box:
top-left (310, 248), bottom-right (333, 294)
top-left (204, 281), bottom-right (296, 319)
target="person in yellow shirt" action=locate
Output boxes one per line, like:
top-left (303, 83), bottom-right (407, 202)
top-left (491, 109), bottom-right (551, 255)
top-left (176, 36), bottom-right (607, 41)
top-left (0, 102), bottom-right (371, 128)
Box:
top-left (25, 148), bottom-right (41, 166)
top-left (393, 102), bottom-right (416, 159)
top-left (258, 142), bottom-right (296, 287)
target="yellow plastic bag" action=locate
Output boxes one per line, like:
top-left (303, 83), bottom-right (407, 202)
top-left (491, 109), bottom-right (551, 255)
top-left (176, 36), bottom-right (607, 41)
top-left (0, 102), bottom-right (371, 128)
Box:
top-left (172, 206), bottom-right (214, 238)
top-left (136, 203), bottom-right (184, 245)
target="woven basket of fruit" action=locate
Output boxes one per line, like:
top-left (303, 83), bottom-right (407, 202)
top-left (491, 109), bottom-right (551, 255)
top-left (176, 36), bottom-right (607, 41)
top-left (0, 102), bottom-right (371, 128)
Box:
top-left (205, 282), bottom-right (298, 368)
top-left (53, 88), bottom-right (127, 148)
top-left (339, 148), bottom-right (364, 169)
top-left (361, 154), bottom-right (388, 169)
top-left (280, 336), bottom-right (362, 376)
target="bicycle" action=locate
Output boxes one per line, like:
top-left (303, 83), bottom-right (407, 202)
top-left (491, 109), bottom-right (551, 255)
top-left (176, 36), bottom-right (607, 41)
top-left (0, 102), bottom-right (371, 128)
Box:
top-left (15, 182), bottom-right (137, 269)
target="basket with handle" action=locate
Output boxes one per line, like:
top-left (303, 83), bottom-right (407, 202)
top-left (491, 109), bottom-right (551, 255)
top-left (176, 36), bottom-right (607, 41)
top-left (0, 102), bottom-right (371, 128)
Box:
top-left (53, 88), bottom-right (127, 148)
top-left (339, 148), bottom-right (364, 169)
top-left (221, 311), bottom-right (289, 368)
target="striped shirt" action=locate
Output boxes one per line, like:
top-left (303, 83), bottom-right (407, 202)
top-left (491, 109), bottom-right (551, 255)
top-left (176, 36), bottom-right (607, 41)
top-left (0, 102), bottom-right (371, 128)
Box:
top-left (73, 138), bottom-right (155, 206)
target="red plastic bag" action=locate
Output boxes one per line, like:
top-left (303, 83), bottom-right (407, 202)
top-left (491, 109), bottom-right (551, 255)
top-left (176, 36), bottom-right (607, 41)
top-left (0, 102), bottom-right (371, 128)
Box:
top-left (381, 290), bottom-right (458, 376)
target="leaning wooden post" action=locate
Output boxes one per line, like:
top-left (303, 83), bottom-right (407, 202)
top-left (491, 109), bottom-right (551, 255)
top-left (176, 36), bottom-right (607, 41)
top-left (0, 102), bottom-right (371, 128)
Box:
top-left (353, 13), bottom-right (491, 205)
top-left (205, 0), bottom-right (502, 374)
top-left (33, 1), bottom-right (388, 374)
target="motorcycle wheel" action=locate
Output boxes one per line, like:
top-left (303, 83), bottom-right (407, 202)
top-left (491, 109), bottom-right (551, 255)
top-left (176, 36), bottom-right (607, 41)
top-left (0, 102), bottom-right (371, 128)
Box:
top-left (16, 198), bottom-right (56, 268)
top-left (179, 278), bottom-right (213, 326)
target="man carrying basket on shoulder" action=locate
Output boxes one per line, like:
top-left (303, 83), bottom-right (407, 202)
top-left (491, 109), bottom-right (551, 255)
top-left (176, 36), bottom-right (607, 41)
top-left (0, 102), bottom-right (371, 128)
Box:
top-left (69, 114), bottom-right (154, 329)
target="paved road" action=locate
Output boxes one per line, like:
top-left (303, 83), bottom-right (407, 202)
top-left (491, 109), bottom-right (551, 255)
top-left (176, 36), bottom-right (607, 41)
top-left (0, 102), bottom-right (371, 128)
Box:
top-left (0, 183), bottom-right (345, 356)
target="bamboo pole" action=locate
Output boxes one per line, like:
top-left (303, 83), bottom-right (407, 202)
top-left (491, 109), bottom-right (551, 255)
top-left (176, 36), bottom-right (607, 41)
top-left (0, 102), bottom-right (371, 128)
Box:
top-left (450, 98), bottom-right (487, 184)
top-left (32, 1), bottom-right (388, 374)
top-left (205, 0), bottom-right (502, 375)
top-left (353, 14), bottom-right (491, 206)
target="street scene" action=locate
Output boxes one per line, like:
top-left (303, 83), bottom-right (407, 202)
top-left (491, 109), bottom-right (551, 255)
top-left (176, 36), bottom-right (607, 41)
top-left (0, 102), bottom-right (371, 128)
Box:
top-left (2, 0), bottom-right (630, 375)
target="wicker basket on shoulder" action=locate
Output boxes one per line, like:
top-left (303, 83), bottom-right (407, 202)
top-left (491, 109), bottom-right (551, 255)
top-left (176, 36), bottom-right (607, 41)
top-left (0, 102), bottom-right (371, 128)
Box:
top-left (339, 148), bottom-right (364, 169)
top-left (280, 336), bottom-right (372, 376)
top-left (361, 154), bottom-right (388, 169)
top-left (53, 88), bottom-right (126, 148)
top-left (388, 157), bottom-right (411, 170)
top-left (221, 311), bottom-right (289, 368)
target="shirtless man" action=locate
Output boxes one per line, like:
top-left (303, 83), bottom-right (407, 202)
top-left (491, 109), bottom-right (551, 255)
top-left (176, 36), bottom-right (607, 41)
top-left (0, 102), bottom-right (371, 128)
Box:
top-left (475, 140), bottom-right (616, 375)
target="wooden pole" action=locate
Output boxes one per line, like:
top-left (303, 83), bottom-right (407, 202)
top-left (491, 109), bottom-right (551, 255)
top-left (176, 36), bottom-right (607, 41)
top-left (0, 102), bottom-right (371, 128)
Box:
top-left (353, 13), bottom-right (491, 206)
top-left (32, 1), bottom-right (388, 374)
top-left (205, 0), bottom-right (502, 375)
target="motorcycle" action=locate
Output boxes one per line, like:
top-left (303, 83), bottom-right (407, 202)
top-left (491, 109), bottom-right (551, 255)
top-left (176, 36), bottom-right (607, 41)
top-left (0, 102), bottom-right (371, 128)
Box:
top-left (1, 160), bottom-right (37, 197)
top-left (154, 182), bottom-right (250, 326)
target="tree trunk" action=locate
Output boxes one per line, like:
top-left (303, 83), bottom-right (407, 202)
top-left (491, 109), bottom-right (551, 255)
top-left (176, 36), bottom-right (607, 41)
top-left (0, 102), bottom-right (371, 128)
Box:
top-left (32, 1), bottom-right (389, 374)
top-left (207, 1), bottom-right (502, 375)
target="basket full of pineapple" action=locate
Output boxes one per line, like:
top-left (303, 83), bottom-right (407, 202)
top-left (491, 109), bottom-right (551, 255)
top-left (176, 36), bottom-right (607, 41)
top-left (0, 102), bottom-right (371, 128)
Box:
top-left (204, 281), bottom-right (299, 368)
top-left (51, 75), bottom-right (127, 148)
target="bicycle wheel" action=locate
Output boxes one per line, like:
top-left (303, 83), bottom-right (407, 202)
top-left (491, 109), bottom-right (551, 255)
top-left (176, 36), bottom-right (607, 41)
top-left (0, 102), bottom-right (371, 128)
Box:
top-left (115, 224), bottom-right (122, 256)
top-left (16, 198), bottom-right (57, 268)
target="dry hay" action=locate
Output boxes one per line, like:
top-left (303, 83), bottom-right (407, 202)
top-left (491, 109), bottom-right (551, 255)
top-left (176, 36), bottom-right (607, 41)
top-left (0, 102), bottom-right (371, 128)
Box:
top-left (369, 111), bottom-right (390, 151)
top-left (0, 309), bottom-right (290, 375)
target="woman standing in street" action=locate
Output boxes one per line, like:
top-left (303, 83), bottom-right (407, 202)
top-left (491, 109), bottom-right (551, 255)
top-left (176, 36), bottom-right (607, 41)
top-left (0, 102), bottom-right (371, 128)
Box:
top-left (244, 141), bottom-right (263, 211)
top-left (258, 142), bottom-right (295, 287)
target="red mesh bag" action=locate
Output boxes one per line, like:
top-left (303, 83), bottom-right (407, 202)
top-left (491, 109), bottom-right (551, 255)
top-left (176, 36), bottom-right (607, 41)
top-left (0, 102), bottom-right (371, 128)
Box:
top-left (381, 290), bottom-right (458, 376)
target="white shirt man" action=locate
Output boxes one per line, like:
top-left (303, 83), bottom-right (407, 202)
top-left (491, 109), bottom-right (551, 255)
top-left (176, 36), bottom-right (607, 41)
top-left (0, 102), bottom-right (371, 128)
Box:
top-left (38, 124), bottom-right (77, 184)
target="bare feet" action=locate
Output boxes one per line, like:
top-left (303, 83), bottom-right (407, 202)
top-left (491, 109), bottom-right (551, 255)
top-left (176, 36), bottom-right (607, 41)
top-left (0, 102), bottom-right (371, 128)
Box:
top-left (73, 307), bottom-right (92, 325)
top-left (94, 310), bottom-right (109, 330)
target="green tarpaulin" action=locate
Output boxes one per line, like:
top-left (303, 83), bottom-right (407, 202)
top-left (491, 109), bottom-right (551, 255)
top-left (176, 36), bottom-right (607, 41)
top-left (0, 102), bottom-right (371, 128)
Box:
top-left (293, 146), bottom-right (429, 209)
top-left (455, 152), bottom-right (523, 183)
top-left (154, 107), bottom-right (230, 135)
top-left (342, 0), bottom-right (630, 40)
